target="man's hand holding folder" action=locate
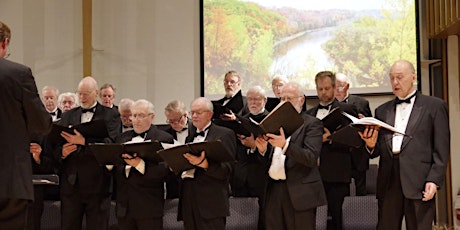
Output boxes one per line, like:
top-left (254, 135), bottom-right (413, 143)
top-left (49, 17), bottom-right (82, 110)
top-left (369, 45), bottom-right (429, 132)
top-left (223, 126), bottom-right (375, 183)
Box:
top-left (157, 140), bottom-right (235, 175)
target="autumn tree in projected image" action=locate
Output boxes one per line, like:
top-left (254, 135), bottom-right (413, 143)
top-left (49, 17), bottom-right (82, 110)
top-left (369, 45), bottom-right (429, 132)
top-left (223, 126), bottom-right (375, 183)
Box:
top-left (204, 0), bottom-right (290, 95)
top-left (203, 0), bottom-right (418, 96)
top-left (323, 0), bottom-right (416, 88)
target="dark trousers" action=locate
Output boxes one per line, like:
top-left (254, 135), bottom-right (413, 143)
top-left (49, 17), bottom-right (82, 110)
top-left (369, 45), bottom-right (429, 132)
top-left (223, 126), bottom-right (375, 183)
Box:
top-left (26, 186), bottom-right (45, 230)
top-left (60, 192), bottom-right (111, 230)
top-left (265, 180), bottom-right (316, 230)
top-left (352, 169), bottom-right (367, 196)
top-left (181, 180), bottom-right (226, 230)
top-left (323, 181), bottom-right (350, 230)
top-left (377, 156), bottom-right (435, 230)
top-left (0, 198), bottom-right (29, 229)
top-left (118, 216), bottom-right (163, 230)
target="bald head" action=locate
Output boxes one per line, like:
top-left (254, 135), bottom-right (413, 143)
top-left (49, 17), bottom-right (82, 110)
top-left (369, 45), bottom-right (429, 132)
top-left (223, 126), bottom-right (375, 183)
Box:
top-left (335, 73), bottom-right (350, 101)
top-left (77, 76), bottom-right (99, 109)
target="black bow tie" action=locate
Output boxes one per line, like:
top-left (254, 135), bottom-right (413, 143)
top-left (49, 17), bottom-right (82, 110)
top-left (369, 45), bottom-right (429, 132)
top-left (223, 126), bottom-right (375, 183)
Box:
top-left (133, 131), bottom-right (148, 138)
top-left (49, 111), bottom-right (57, 116)
top-left (81, 106), bottom-right (96, 113)
top-left (193, 127), bottom-right (209, 138)
top-left (318, 104), bottom-right (331, 110)
top-left (123, 125), bottom-right (132, 129)
top-left (395, 93), bottom-right (416, 105)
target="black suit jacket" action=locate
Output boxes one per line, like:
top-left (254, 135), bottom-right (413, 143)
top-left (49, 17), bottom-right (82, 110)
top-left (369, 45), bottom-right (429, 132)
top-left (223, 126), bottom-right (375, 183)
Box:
top-left (307, 100), bottom-right (359, 183)
top-left (0, 58), bottom-right (52, 200)
top-left (114, 125), bottom-right (174, 219)
top-left (57, 103), bottom-right (121, 194)
top-left (370, 91), bottom-right (450, 200)
top-left (343, 94), bottom-right (372, 171)
top-left (346, 94), bottom-right (372, 117)
top-left (178, 123), bottom-right (237, 220)
top-left (232, 111), bottom-right (271, 193)
top-left (267, 112), bottom-right (327, 211)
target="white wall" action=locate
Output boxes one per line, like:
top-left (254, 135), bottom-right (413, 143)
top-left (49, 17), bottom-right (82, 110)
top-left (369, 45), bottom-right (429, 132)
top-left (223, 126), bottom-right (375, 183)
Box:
top-left (1, 0), bottom-right (200, 123)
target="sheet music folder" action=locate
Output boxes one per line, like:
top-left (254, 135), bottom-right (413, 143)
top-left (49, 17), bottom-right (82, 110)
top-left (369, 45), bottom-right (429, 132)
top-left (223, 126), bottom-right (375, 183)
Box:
top-left (212, 90), bottom-right (244, 119)
top-left (32, 174), bottom-right (59, 185)
top-left (240, 101), bottom-right (304, 137)
top-left (48, 120), bottom-right (109, 145)
top-left (88, 141), bottom-right (164, 165)
top-left (157, 140), bottom-right (235, 175)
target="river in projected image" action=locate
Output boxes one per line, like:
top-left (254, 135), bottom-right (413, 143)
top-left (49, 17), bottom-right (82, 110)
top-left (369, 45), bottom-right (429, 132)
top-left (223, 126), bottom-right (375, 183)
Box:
top-left (269, 26), bottom-right (336, 84)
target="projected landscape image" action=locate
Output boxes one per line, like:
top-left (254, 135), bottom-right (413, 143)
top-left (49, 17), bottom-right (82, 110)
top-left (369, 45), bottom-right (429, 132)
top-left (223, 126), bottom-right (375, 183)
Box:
top-left (203, 0), bottom-right (417, 97)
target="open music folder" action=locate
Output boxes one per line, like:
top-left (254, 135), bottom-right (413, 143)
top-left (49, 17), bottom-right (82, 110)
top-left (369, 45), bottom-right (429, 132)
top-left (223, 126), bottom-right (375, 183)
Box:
top-left (157, 140), bottom-right (235, 175)
top-left (48, 119), bottom-right (109, 145)
top-left (211, 90), bottom-right (244, 119)
top-left (240, 101), bottom-right (304, 137)
top-left (88, 140), bottom-right (164, 165)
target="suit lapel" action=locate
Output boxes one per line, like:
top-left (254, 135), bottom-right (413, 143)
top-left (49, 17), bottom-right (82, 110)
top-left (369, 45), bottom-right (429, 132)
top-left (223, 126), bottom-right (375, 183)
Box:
top-left (382, 102), bottom-right (396, 155)
top-left (400, 97), bottom-right (423, 152)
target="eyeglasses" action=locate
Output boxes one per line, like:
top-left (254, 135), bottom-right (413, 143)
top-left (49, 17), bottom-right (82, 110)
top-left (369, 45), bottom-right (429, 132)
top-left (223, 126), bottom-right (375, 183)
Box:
top-left (190, 110), bottom-right (210, 116)
top-left (166, 114), bottom-right (186, 124)
top-left (223, 80), bottom-right (239, 85)
top-left (272, 84), bottom-right (284, 89)
top-left (130, 113), bottom-right (153, 120)
top-left (280, 96), bottom-right (303, 102)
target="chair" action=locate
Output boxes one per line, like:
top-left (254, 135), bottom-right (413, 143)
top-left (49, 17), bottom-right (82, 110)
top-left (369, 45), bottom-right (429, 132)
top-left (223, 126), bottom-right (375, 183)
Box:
top-left (316, 205), bottom-right (328, 230)
top-left (227, 197), bottom-right (259, 230)
top-left (163, 198), bottom-right (183, 230)
top-left (342, 195), bottom-right (378, 230)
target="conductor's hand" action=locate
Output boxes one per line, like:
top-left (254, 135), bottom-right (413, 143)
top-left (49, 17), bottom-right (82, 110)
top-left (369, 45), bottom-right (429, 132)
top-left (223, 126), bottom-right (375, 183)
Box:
top-left (266, 127), bottom-right (286, 149)
top-left (358, 126), bottom-right (379, 149)
top-left (122, 153), bottom-right (141, 167)
top-left (184, 150), bottom-right (208, 169)
top-left (322, 128), bottom-right (331, 143)
top-left (422, 182), bottom-right (437, 201)
top-left (30, 143), bottom-right (42, 164)
top-left (62, 143), bottom-right (77, 159)
top-left (61, 129), bottom-right (86, 145)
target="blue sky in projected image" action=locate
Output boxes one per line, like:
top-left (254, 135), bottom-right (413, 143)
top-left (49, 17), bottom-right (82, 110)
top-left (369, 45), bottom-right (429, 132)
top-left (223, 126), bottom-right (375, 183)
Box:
top-left (240, 0), bottom-right (390, 11)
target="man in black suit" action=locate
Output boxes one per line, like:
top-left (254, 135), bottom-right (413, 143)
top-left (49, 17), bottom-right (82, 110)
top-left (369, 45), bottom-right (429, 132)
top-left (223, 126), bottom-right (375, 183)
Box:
top-left (307, 71), bottom-right (361, 230)
top-left (335, 73), bottom-right (372, 196)
top-left (114, 99), bottom-right (174, 229)
top-left (178, 97), bottom-right (236, 230)
top-left (99, 83), bottom-right (117, 110)
top-left (231, 86), bottom-right (270, 230)
top-left (58, 92), bottom-right (79, 112)
top-left (0, 20), bottom-right (52, 229)
top-left (58, 76), bottom-right (121, 230)
top-left (260, 82), bottom-right (327, 230)
top-left (360, 60), bottom-right (450, 230)
top-left (28, 134), bottom-right (60, 230)
top-left (213, 70), bottom-right (249, 119)
top-left (42, 86), bottom-right (62, 122)
top-left (163, 100), bottom-right (191, 199)
top-left (118, 98), bottom-right (135, 133)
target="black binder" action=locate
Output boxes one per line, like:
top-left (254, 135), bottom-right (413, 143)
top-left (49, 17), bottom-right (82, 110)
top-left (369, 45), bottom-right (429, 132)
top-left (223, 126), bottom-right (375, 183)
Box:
top-left (88, 141), bottom-right (164, 165)
top-left (240, 101), bottom-right (304, 137)
top-left (48, 120), bottom-right (109, 145)
top-left (212, 90), bottom-right (244, 119)
top-left (157, 140), bottom-right (235, 175)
